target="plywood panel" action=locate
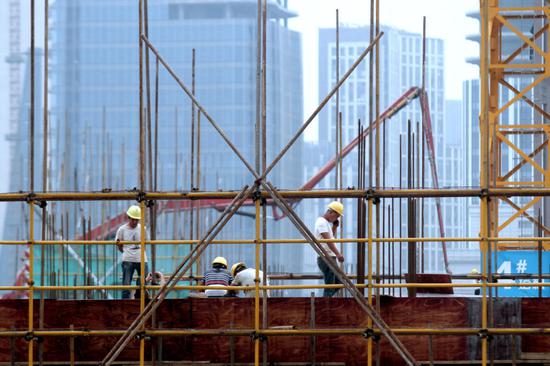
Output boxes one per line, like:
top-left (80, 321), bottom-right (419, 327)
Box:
top-left (0, 297), bottom-right (548, 364)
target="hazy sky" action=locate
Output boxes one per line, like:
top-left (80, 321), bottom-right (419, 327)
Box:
top-left (0, 0), bottom-right (481, 231)
top-left (287, 0), bottom-right (480, 140)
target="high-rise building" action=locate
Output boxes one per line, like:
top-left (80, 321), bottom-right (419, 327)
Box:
top-left (1, 48), bottom-right (43, 289)
top-left (302, 24), bottom-right (460, 279)
top-left (2, 0), bottom-right (304, 296)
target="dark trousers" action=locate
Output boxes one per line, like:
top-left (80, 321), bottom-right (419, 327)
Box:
top-left (122, 261), bottom-right (149, 299)
top-left (317, 256), bottom-right (341, 297)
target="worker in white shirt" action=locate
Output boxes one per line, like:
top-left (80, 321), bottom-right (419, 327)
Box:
top-left (230, 262), bottom-right (269, 297)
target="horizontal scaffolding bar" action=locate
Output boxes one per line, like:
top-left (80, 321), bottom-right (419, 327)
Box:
top-left (6, 187), bottom-right (550, 202)
top-left (0, 327), bottom-right (550, 338)
top-left (0, 236), bottom-right (550, 246)
top-left (2, 282), bottom-right (548, 292)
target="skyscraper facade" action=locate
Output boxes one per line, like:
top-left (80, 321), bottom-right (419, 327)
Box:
top-left (2, 0), bottom-right (304, 296)
top-left (302, 25), bottom-right (461, 280)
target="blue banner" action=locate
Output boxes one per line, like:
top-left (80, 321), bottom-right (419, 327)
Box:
top-left (493, 251), bottom-right (550, 297)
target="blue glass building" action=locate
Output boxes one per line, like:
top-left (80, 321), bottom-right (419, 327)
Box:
top-left (2, 0), bottom-right (304, 297)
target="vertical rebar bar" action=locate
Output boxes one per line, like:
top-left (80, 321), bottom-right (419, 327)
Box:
top-left (139, 0), bottom-right (145, 192)
top-left (368, 0), bottom-right (374, 189)
top-left (255, 0), bottom-right (261, 173)
top-left (421, 16), bottom-right (426, 276)
top-left (145, 0), bottom-right (152, 192)
top-left (38, 1), bottom-right (49, 363)
top-left (190, 48), bottom-right (196, 276)
top-left (335, 9), bottom-right (340, 189)
top-left (261, 2), bottom-right (268, 364)
top-left (399, 134), bottom-right (403, 297)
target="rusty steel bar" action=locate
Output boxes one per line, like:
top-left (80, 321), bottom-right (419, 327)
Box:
top-left (262, 181), bottom-right (418, 366)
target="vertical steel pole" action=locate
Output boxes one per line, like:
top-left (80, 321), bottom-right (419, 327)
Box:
top-left (367, 198), bottom-right (373, 366)
top-left (335, 9), bottom-right (340, 189)
top-left (190, 48), bottom-right (196, 276)
top-left (28, 1), bottom-right (36, 363)
top-left (255, 199), bottom-right (261, 366)
top-left (480, 1), bottom-right (490, 365)
top-left (139, 0), bottom-right (145, 192)
top-left (140, 199), bottom-right (146, 366)
top-left (139, 0), bottom-right (145, 365)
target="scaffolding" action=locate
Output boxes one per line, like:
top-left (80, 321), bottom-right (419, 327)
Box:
top-left (1, 0), bottom-right (550, 365)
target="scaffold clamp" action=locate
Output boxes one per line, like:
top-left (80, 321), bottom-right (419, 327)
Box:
top-left (251, 331), bottom-right (267, 342)
top-left (134, 331), bottom-right (151, 341)
top-left (477, 329), bottom-right (492, 341)
top-left (362, 328), bottom-right (380, 341)
top-left (136, 191), bottom-right (146, 203)
top-left (25, 193), bottom-right (36, 203)
top-left (252, 189), bottom-right (266, 206)
top-left (23, 331), bottom-right (38, 342)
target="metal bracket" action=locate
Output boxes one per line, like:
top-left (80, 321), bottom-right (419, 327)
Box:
top-left (36, 200), bottom-right (47, 208)
top-left (136, 191), bottom-right (146, 203)
top-left (134, 331), bottom-right (151, 341)
top-left (479, 188), bottom-right (490, 200)
top-left (362, 328), bottom-right (380, 341)
top-left (250, 331), bottom-right (267, 342)
top-left (252, 190), bottom-right (266, 206)
top-left (25, 193), bottom-right (36, 203)
top-left (145, 200), bottom-right (155, 208)
top-left (478, 329), bottom-right (493, 341)
top-left (23, 332), bottom-right (38, 342)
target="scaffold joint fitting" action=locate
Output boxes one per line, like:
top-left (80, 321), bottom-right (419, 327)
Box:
top-left (145, 199), bottom-right (155, 208)
top-left (479, 189), bottom-right (490, 200)
top-left (478, 329), bottom-right (492, 341)
top-left (23, 331), bottom-right (38, 342)
top-left (252, 189), bottom-right (266, 206)
top-left (36, 200), bottom-right (47, 208)
top-left (134, 331), bottom-right (151, 341)
top-left (362, 328), bottom-right (379, 340)
top-left (25, 193), bottom-right (36, 203)
top-left (251, 331), bottom-right (266, 342)
top-left (136, 191), bottom-right (146, 202)
top-left (365, 189), bottom-right (375, 200)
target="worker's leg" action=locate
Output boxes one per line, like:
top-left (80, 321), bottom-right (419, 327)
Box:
top-left (325, 257), bottom-right (340, 297)
top-left (317, 256), bottom-right (334, 297)
top-left (134, 263), bottom-right (149, 299)
top-left (121, 261), bottom-right (134, 299)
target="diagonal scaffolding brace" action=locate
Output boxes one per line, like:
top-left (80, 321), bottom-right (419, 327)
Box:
top-left (261, 181), bottom-right (419, 366)
top-left (100, 184), bottom-right (254, 366)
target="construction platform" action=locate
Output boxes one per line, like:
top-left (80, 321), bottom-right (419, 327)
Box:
top-left (0, 297), bottom-right (549, 365)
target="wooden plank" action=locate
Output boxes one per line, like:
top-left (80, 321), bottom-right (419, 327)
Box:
top-left (522, 298), bottom-right (550, 354)
top-left (0, 297), bottom-right (549, 364)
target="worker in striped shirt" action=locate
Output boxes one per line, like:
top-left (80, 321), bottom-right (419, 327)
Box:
top-left (203, 256), bottom-right (233, 297)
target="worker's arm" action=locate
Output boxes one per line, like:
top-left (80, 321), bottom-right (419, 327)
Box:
top-left (116, 239), bottom-right (123, 253)
top-left (320, 232), bottom-right (344, 262)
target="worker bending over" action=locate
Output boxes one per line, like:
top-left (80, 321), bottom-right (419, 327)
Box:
top-left (203, 257), bottom-right (233, 297)
top-left (231, 262), bottom-right (270, 297)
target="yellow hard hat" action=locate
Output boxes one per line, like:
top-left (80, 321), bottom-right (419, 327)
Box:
top-left (470, 268), bottom-right (480, 275)
top-left (126, 205), bottom-right (141, 220)
top-left (212, 256), bottom-right (228, 268)
top-left (327, 201), bottom-right (344, 216)
top-left (231, 262), bottom-right (246, 277)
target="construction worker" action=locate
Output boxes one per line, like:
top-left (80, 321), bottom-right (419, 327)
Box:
top-left (470, 268), bottom-right (481, 296)
top-left (203, 257), bottom-right (233, 297)
top-left (230, 262), bottom-right (270, 297)
top-left (314, 201), bottom-right (344, 297)
top-left (116, 205), bottom-right (148, 299)
top-left (143, 271), bottom-right (165, 301)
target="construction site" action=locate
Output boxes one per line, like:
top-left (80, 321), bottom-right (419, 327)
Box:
top-left (1, 0), bottom-right (550, 365)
